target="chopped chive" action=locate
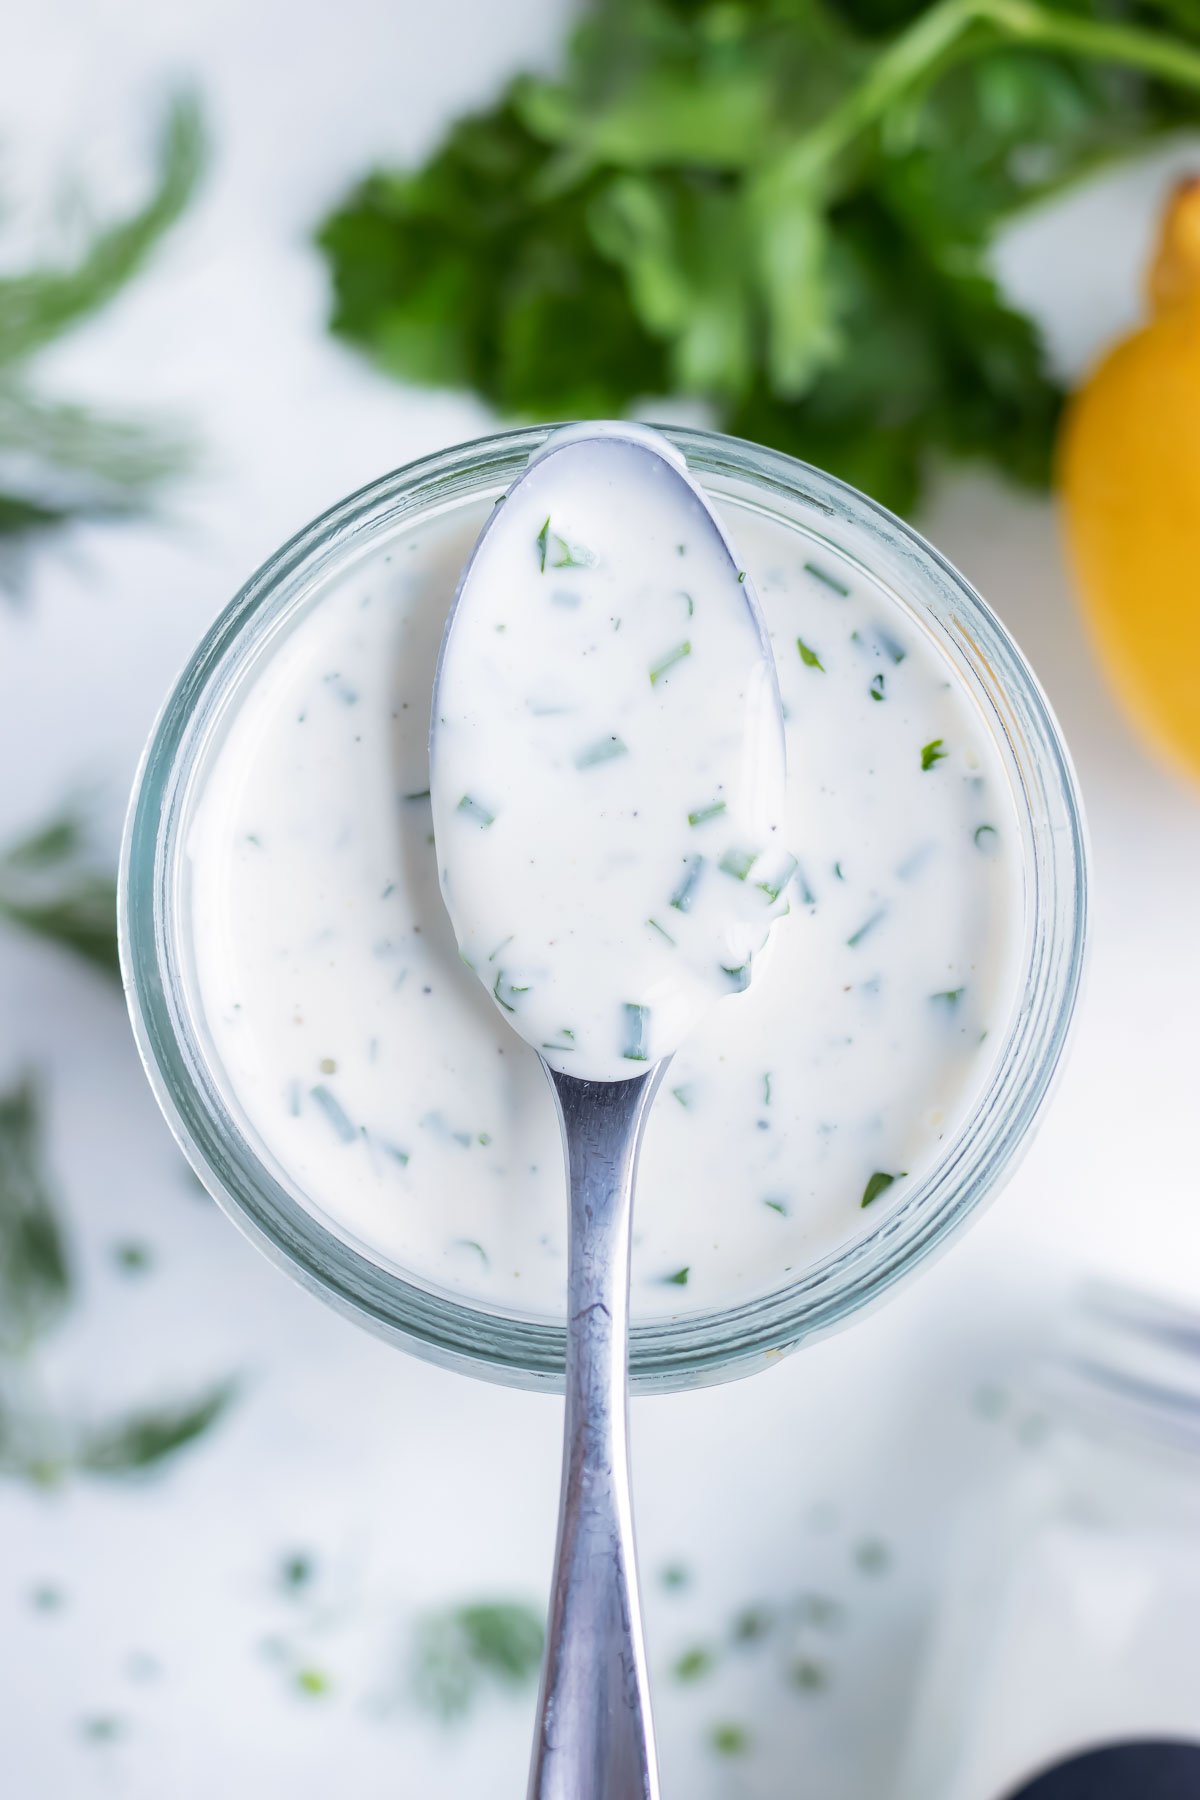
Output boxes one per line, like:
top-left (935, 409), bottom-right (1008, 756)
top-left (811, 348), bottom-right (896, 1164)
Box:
top-left (677, 589), bottom-right (694, 617)
top-left (649, 641), bottom-right (692, 686)
top-left (721, 963), bottom-right (751, 991)
top-left (737, 570), bottom-right (746, 584)
top-left (670, 855), bottom-right (705, 911)
top-left (688, 801), bottom-right (726, 827)
top-left (403, 789), bottom-right (431, 801)
top-left (796, 637), bottom-right (825, 670)
top-left (536, 516), bottom-right (550, 572)
top-left (762, 1073), bottom-right (772, 1106)
top-left (487, 934), bottom-right (514, 963)
top-left (920, 739), bottom-right (948, 771)
top-left (457, 794), bottom-right (496, 827)
top-left (493, 971), bottom-right (529, 1014)
top-left (310, 1085), bottom-right (356, 1143)
top-left (795, 865), bottom-right (816, 906)
top-left (847, 908), bottom-right (887, 948)
top-left (861, 1170), bottom-right (905, 1208)
top-left (671, 1084), bottom-right (694, 1109)
top-left (833, 861), bottom-right (845, 881)
top-left (622, 1002), bottom-right (651, 1062)
top-left (551, 534), bottom-right (596, 569)
top-left (931, 987), bottom-right (965, 1006)
top-left (804, 560), bottom-right (849, 597)
top-left (663, 1266), bottom-right (690, 1286)
top-left (719, 848), bottom-right (757, 882)
top-left (763, 1197), bottom-right (788, 1215)
top-left (869, 673), bottom-right (885, 701)
top-left (453, 1238), bottom-right (490, 1268)
top-left (974, 823), bottom-right (998, 849)
top-left (542, 1032), bottom-right (577, 1054)
top-left (878, 629), bottom-right (907, 664)
top-left (755, 854), bottom-right (798, 903)
top-left (575, 735), bottom-right (628, 769)
top-left (647, 917), bottom-right (676, 945)
top-left (381, 1141), bottom-right (410, 1166)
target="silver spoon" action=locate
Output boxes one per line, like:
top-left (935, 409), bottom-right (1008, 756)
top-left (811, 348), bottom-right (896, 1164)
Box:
top-left (430, 426), bottom-right (785, 1800)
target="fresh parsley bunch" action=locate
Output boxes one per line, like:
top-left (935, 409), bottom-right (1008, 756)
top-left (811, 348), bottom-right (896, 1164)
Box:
top-left (318, 0), bottom-right (1200, 511)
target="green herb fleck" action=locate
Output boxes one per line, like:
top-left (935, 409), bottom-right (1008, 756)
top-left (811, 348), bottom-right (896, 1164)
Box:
top-left (536, 517), bottom-right (550, 572)
top-left (310, 1084), bottom-right (356, 1142)
top-left (295, 1667), bottom-right (331, 1697)
top-left (647, 917), bottom-right (676, 946)
top-left (0, 809), bottom-right (119, 978)
top-left (541, 1029), bottom-right (577, 1054)
top-left (575, 735), bottom-right (628, 769)
top-left (663, 1266), bottom-right (689, 1286)
top-left (931, 987), bottom-right (965, 1006)
top-left (732, 1606), bottom-right (775, 1643)
top-left (670, 855), bottom-right (704, 912)
top-left (687, 800), bottom-right (726, 827)
top-left (673, 1646), bottom-right (714, 1682)
top-left (456, 794), bottom-right (496, 827)
top-left (763, 1197), bottom-right (788, 1215)
top-left (719, 847), bottom-right (757, 882)
top-left (76, 1378), bottom-right (239, 1475)
top-left (920, 739), bottom-right (948, 771)
top-left (846, 908), bottom-right (886, 948)
top-left (720, 963), bottom-right (751, 991)
top-left (622, 1002), bottom-right (651, 1062)
top-left (111, 1240), bottom-right (153, 1275)
top-left (878, 631), bottom-right (908, 665)
top-left (974, 823), bottom-right (998, 849)
top-left (454, 1238), bottom-right (490, 1268)
top-left (854, 1537), bottom-right (892, 1575)
top-left (861, 1170), bottom-right (904, 1208)
top-left (790, 1657), bottom-right (829, 1691)
top-left (804, 561), bottom-right (849, 597)
top-left (711, 1723), bottom-right (750, 1757)
top-left (649, 641), bottom-right (692, 686)
top-left (671, 1085), bottom-right (694, 1109)
top-left (660, 1563), bottom-right (690, 1591)
top-left (0, 1074), bottom-right (71, 1356)
top-left (403, 788), bottom-right (431, 802)
top-left (762, 1073), bottom-right (772, 1106)
top-left (493, 970), bottom-right (530, 1014)
top-left (412, 1600), bottom-right (544, 1722)
top-left (281, 1552), bottom-right (315, 1590)
top-left (870, 672), bottom-right (885, 701)
top-left (755, 853), bottom-right (797, 903)
top-left (80, 1716), bottom-right (125, 1744)
top-left (796, 636), bottom-right (824, 670)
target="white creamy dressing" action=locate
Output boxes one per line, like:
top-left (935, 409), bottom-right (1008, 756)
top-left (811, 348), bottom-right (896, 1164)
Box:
top-left (187, 474), bottom-right (1023, 1318)
top-left (430, 429), bottom-right (792, 1081)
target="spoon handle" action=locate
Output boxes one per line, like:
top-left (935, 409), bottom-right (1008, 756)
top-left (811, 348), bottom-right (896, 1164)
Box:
top-left (528, 1063), bottom-right (666, 1800)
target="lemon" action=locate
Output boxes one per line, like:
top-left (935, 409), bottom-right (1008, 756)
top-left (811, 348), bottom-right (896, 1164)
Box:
top-left (1058, 179), bottom-right (1200, 784)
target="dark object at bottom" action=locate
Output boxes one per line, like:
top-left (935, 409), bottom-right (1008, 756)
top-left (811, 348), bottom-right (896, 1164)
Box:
top-left (1005, 1741), bottom-right (1200, 1798)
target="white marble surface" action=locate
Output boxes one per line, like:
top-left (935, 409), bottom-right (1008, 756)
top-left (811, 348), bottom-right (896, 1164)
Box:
top-left (2, 3), bottom-right (1200, 1795)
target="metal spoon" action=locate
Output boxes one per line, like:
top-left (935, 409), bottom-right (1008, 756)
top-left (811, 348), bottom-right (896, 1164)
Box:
top-left (430, 426), bottom-right (784, 1800)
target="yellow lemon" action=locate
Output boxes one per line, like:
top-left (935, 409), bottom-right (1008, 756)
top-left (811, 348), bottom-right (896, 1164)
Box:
top-left (1058, 179), bottom-right (1200, 783)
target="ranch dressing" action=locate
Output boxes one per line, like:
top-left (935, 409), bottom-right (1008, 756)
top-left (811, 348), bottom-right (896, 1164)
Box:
top-left (430, 429), bottom-right (793, 1081)
top-left (186, 479), bottom-right (1023, 1318)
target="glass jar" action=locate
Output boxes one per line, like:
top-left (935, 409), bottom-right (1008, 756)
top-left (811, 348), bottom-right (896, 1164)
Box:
top-left (118, 425), bottom-right (1087, 1393)
top-left (894, 1283), bottom-right (1200, 1800)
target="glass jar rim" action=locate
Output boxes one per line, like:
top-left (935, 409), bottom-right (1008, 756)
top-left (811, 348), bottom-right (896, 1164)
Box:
top-left (119, 423), bottom-right (1088, 1394)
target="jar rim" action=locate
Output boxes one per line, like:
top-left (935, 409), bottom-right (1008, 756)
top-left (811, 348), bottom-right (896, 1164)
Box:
top-left (119, 423), bottom-right (1089, 1393)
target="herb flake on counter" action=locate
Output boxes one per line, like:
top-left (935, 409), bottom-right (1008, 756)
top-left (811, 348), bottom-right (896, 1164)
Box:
top-left (649, 641), bottom-right (691, 686)
top-left (575, 734), bottom-right (628, 769)
top-left (456, 794), bottom-right (496, 827)
top-left (711, 1723), bottom-right (750, 1757)
top-left (674, 1646), bottom-right (715, 1682)
top-left (920, 739), bottom-right (948, 771)
top-left (76, 1378), bottom-right (239, 1476)
top-left (0, 808), bottom-right (119, 978)
top-left (0, 1075), bottom-right (70, 1355)
top-left (796, 636), bottom-right (825, 670)
top-left (861, 1170), bottom-right (905, 1208)
top-left (622, 1002), bottom-right (651, 1061)
top-left (412, 1600), bottom-right (544, 1722)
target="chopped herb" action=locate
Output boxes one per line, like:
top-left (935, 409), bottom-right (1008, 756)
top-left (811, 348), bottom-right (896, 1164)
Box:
top-left (870, 672), bottom-right (885, 701)
top-left (649, 641), bottom-right (691, 686)
top-left (763, 1197), bottom-right (788, 1215)
top-left (622, 1002), bottom-right (651, 1062)
top-left (0, 1074), bottom-right (71, 1356)
top-left (974, 823), bottom-right (998, 849)
top-left (920, 739), bottom-right (948, 771)
top-left (281, 1552), bottom-right (315, 1590)
top-left (755, 853), bottom-right (797, 903)
top-left (795, 865), bottom-right (817, 906)
top-left (861, 1170), bottom-right (905, 1208)
top-left (846, 908), bottom-right (886, 948)
top-left (456, 794), bottom-right (496, 827)
top-left (796, 636), bottom-right (824, 670)
top-left (678, 589), bottom-right (694, 617)
top-left (720, 963), bottom-right (751, 991)
top-left (80, 1716), bottom-right (124, 1744)
top-left (711, 1723), bottom-right (750, 1757)
top-left (669, 855), bottom-right (704, 911)
top-left (541, 1029), bottom-right (577, 1054)
top-left (380, 1140), bottom-right (410, 1167)
top-left (0, 809), bottom-right (119, 978)
top-left (660, 1563), bottom-right (690, 1591)
top-left (732, 1606), bottom-right (775, 1643)
top-left (736, 571), bottom-right (746, 585)
top-left (790, 1657), bottom-right (829, 1691)
top-left (575, 735), bottom-right (628, 769)
top-left (673, 1646), bottom-right (714, 1682)
top-left (77, 1378), bottom-right (239, 1474)
top-left (762, 1073), bottom-right (772, 1106)
top-left (687, 800), bottom-right (726, 827)
top-left (310, 1084), bottom-right (356, 1142)
top-left (804, 561), bottom-right (849, 597)
top-left (412, 1601), bottom-right (544, 1722)
top-left (492, 969), bottom-right (528, 1014)
top-left (878, 631), bottom-right (908, 665)
top-left (647, 917), bottom-right (676, 945)
top-left (538, 522), bottom-right (597, 570)
top-left (403, 788), bottom-right (431, 802)
top-left (854, 1537), bottom-right (892, 1575)
top-left (295, 1667), bottom-right (331, 1697)
top-left (670, 1085), bottom-right (694, 1109)
top-left (487, 934), bottom-right (514, 963)
top-left (833, 861), bottom-right (845, 881)
top-left (454, 1238), bottom-right (490, 1268)
top-left (931, 987), bottom-right (965, 1006)
top-left (536, 516), bottom-right (550, 572)
top-left (111, 1240), bottom-right (153, 1275)
top-left (719, 847), bottom-right (757, 882)
top-left (663, 1266), bottom-right (689, 1286)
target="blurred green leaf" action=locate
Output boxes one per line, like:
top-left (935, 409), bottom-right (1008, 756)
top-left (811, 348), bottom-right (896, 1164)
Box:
top-left (412, 1599), bottom-right (544, 1721)
top-left (76, 1378), bottom-right (239, 1475)
top-left (0, 1075), bottom-right (70, 1358)
top-left (0, 807), bottom-right (119, 977)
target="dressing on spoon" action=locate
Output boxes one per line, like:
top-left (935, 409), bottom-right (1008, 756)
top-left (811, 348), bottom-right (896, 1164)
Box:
top-left (431, 425), bottom-right (791, 1800)
top-left (430, 425), bottom-right (794, 1081)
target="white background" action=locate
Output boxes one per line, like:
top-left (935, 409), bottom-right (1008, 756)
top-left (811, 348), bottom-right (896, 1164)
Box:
top-left (2, 3), bottom-right (1199, 1795)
